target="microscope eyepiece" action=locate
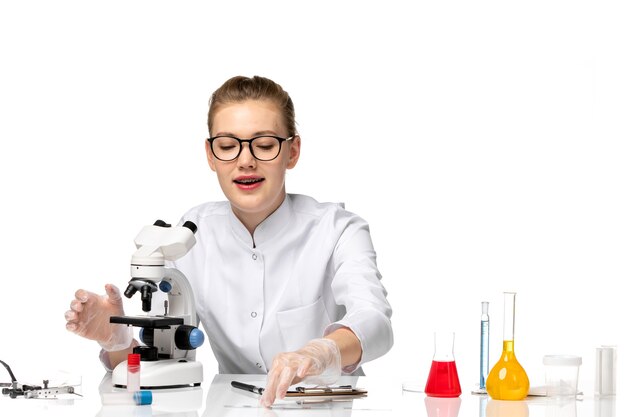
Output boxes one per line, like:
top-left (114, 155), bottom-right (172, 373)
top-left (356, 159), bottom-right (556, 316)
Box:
top-left (183, 221), bottom-right (198, 234)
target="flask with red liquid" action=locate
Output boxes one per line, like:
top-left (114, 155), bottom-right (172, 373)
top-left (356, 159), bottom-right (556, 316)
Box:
top-left (425, 331), bottom-right (462, 397)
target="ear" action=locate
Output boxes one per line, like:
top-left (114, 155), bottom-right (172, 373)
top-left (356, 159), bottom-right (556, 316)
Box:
top-left (286, 135), bottom-right (301, 169)
top-left (205, 140), bottom-right (217, 172)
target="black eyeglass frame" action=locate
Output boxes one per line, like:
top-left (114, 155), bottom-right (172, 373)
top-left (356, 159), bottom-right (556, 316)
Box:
top-left (206, 135), bottom-right (295, 161)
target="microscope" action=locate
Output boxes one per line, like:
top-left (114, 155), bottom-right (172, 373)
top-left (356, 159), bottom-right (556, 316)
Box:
top-left (110, 220), bottom-right (204, 389)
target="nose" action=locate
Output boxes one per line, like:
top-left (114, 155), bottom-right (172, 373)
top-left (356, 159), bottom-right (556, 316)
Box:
top-left (237, 143), bottom-right (256, 168)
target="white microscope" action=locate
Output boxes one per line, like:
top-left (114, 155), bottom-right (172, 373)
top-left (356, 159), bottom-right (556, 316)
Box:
top-left (110, 219), bottom-right (204, 389)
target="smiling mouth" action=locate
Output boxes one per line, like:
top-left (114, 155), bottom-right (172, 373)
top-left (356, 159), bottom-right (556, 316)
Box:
top-left (234, 178), bottom-right (264, 185)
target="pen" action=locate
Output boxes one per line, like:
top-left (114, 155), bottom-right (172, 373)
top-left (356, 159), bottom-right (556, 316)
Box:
top-left (231, 380), bottom-right (265, 395)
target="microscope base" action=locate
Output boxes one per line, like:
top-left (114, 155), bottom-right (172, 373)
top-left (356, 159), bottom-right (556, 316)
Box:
top-left (112, 359), bottom-right (203, 389)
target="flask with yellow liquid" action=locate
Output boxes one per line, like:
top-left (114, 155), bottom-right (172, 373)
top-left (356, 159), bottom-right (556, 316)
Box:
top-left (486, 291), bottom-right (529, 400)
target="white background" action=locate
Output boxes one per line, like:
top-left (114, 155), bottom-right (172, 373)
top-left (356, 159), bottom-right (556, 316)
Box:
top-left (0, 0), bottom-right (624, 399)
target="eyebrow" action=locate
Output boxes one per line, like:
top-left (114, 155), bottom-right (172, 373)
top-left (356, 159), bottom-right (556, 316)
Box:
top-left (214, 130), bottom-right (280, 137)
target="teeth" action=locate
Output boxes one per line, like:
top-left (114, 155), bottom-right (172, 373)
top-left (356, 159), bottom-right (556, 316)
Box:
top-left (237, 178), bottom-right (261, 184)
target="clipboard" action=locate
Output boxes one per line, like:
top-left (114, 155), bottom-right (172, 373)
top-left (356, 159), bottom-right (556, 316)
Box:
top-left (230, 380), bottom-right (367, 399)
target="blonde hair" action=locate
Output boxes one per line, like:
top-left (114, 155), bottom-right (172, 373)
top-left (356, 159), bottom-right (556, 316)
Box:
top-left (208, 75), bottom-right (296, 137)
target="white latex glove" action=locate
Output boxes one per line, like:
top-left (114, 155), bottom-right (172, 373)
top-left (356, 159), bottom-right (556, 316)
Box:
top-left (64, 284), bottom-right (133, 352)
top-left (260, 338), bottom-right (341, 407)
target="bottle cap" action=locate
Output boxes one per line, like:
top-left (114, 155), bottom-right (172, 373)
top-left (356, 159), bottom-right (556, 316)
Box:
top-left (133, 390), bottom-right (152, 405)
top-left (128, 353), bottom-right (141, 367)
top-left (543, 355), bottom-right (582, 366)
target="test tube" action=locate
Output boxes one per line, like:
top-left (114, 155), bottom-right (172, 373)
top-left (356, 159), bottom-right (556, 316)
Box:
top-left (101, 390), bottom-right (152, 406)
top-left (127, 353), bottom-right (141, 392)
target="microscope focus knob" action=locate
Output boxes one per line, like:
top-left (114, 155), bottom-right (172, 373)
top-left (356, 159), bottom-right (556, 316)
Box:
top-left (159, 281), bottom-right (172, 293)
top-left (139, 328), bottom-right (154, 346)
top-left (175, 325), bottom-right (205, 350)
top-left (133, 345), bottom-right (159, 361)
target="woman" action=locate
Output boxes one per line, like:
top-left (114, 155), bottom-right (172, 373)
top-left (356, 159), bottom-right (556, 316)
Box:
top-left (65, 75), bottom-right (393, 407)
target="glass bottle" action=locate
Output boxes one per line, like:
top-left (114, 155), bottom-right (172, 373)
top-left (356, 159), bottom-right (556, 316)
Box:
top-left (425, 331), bottom-right (462, 397)
top-left (486, 292), bottom-right (529, 400)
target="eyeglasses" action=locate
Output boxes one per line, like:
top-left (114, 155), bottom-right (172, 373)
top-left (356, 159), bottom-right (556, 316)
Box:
top-left (206, 135), bottom-right (294, 162)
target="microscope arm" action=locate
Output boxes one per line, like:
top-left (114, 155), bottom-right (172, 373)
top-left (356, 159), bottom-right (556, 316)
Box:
top-left (162, 267), bottom-right (197, 327)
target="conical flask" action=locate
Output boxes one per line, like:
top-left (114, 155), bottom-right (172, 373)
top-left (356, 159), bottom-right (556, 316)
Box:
top-left (425, 331), bottom-right (462, 397)
top-left (486, 292), bottom-right (529, 400)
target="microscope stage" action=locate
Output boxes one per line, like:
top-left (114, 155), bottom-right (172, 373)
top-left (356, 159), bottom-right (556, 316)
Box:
top-left (110, 315), bottom-right (184, 328)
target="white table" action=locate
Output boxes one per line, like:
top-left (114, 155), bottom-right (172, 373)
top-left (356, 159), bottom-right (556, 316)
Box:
top-left (0, 372), bottom-right (619, 416)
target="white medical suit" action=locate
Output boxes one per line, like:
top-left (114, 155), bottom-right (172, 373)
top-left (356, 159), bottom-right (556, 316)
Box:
top-left (171, 193), bottom-right (393, 375)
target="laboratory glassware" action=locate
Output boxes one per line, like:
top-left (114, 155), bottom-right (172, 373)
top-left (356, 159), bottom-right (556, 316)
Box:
top-left (480, 301), bottom-right (489, 391)
top-left (425, 331), bottom-right (462, 397)
top-left (486, 291), bottom-right (529, 400)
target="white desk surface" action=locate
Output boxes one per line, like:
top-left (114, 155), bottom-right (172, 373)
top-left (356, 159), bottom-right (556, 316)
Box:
top-left (0, 372), bottom-right (619, 417)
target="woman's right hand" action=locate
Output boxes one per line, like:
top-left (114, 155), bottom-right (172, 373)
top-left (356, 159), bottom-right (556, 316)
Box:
top-left (65, 283), bottom-right (133, 351)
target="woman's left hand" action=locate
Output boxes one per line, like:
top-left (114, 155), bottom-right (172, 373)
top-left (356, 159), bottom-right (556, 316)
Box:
top-left (260, 338), bottom-right (341, 407)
